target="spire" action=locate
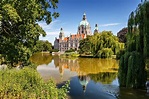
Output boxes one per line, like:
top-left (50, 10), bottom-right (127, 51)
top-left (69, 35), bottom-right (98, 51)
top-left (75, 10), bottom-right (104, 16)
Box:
top-left (59, 28), bottom-right (65, 39)
top-left (95, 24), bottom-right (98, 30)
top-left (60, 28), bottom-right (63, 33)
top-left (83, 13), bottom-right (86, 20)
top-left (94, 24), bottom-right (99, 34)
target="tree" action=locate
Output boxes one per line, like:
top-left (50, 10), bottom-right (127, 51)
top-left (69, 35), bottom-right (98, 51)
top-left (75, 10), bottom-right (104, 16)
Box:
top-left (79, 31), bottom-right (124, 58)
top-left (33, 40), bottom-right (52, 52)
top-left (118, 1), bottom-right (149, 88)
top-left (79, 36), bottom-right (92, 55)
top-left (43, 40), bottom-right (52, 51)
top-left (0, 0), bottom-right (59, 66)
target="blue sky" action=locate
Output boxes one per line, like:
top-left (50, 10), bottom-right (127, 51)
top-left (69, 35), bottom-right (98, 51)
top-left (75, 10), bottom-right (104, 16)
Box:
top-left (39, 0), bottom-right (141, 45)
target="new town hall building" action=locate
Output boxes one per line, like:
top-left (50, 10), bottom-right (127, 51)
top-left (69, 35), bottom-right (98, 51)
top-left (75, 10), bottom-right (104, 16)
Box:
top-left (54, 13), bottom-right (99, 52)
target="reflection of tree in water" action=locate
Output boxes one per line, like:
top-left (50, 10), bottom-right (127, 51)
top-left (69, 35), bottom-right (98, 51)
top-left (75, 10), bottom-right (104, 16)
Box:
top-left (30, 52), bottom-right (53, 65)
top-left (78, 58), bottom-right (119, 74)
top-left (52, 56), bottom-right (118, 77)
top-left (88, 72), bottom-right (117, 84)
top-left (78, 75), bottom-right (90, 92)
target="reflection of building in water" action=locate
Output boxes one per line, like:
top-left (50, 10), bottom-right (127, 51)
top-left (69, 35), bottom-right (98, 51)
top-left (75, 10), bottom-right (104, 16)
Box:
top-left (57, 58), bottom-right (80, 76)
top-left (53, 55), bottom-right (59, 67)
top-left (78, 75), bottom-right (90, 92)
top-left (53, 56), bottom-right (118, 76)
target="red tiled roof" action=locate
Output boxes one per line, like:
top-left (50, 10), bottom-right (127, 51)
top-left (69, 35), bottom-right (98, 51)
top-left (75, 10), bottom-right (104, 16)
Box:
top-left (70, 34), bottom-right (85, 40)
top-left (63, 37), bottom-right (69, 41)
top-left (57, 34), bottom-right (86, 42)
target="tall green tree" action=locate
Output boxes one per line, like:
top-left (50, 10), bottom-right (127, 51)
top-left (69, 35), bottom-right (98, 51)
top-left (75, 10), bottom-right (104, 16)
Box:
top-left (0, 0), bottom-right (59, 66)
top-left (118, 1), bottom-right (149, 88)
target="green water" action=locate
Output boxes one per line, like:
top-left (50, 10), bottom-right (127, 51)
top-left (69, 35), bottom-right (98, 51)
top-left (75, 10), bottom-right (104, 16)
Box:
top-left (30, 52), bottom-right (149, 99)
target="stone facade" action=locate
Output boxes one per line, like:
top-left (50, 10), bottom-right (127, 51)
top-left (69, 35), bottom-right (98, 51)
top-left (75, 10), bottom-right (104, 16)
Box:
top-left (54, 13), bottom-right (99, 52)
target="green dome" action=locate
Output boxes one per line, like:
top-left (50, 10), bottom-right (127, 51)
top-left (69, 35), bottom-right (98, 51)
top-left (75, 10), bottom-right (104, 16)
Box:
top-left (80, 20), bottom-right (89, 26)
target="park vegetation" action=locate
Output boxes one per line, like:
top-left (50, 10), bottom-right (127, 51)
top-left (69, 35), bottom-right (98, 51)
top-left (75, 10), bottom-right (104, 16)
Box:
top-left (33, 40), bottom-right (52, 53)
top-left (0, 0), bottom-right (59, 67)
top-left (118, 1), bottom-right (149, 88)
top-left (0, 0), bottom-right (69, 98)
top-left (0, 67), bottom-right (69, 99)
top-left (60, 48), bottom-right (79, 58)
top-left (79, 31), bottom-right (124, 58)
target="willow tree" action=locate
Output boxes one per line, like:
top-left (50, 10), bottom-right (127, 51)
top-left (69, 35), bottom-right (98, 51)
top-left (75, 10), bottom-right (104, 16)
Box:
top-left (0, 0), bottom-right (59, 67)
top-left (118, 1), bottom-right (149, 88)
top-left (90, 31), bottom-right (124, 58)
top-left (79, 31), bottom-right (124, 58)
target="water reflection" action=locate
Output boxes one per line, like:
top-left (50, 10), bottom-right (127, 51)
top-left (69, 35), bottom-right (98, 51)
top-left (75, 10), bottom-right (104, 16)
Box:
top-left (53, 56), bottom-right (118, 76)
top-left (88, 72), bottom-right (117, 84)
top-left (33, 54), bottom-right (119, 99)
top-left (78, 75), bottom-right (90, 92)
top-left (30, 52), bottom-right (52, 65)
top-left (30, 54), bottom-right (149, 99)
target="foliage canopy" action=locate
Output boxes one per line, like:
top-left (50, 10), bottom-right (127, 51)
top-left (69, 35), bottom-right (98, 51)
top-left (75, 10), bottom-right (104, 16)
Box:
top-left (79, 31), bottom-right (124, 58)
top-left (33, 40), bottom-right (52, 52)
top-left (0, 0), bottom-right (59, 66)
top-left (118, 1), bottom-right (149, 88)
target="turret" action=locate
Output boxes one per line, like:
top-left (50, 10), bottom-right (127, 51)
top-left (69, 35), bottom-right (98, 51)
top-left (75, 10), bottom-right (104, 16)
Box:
top-left (59, 28), bottom-right (65, 40)
top-left (94, 24), bottom-right (99, 34)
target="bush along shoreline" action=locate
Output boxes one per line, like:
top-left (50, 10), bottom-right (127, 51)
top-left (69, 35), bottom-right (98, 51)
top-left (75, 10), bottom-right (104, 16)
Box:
top-left (0, 67), bottom-right (69, 99)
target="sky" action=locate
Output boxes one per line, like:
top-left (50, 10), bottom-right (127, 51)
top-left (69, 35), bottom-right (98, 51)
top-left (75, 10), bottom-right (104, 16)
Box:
top-left (39, 0), bottom-right (141, 45)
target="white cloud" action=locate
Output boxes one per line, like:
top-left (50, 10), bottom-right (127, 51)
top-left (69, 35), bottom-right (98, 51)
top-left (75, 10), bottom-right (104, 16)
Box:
top-left (38, 20), bottom-right (60, 31)
top-left (99, 23), bottom-right (120, 27)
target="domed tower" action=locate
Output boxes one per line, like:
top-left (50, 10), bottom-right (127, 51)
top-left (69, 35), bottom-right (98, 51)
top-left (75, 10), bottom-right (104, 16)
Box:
top-left (77, 13), bottom-right (92, 35)
top-left (59, 28), bottom-right (65, 40)
top-left (94, 24), bottom-right (99, 34)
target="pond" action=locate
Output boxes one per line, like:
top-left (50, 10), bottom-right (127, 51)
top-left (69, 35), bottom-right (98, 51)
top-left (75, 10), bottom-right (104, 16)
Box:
top-left (30, 52), bottom-right (149, 99)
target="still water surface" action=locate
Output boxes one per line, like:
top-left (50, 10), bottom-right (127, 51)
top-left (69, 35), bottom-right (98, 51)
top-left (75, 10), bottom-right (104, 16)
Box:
top-left (30, 53), bottom-right (149, 99)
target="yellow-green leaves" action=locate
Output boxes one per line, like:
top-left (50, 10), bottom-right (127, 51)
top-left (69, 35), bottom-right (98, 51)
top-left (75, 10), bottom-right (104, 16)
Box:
top-left (79, 31), bottom-right (124, 58)
top-left (0, 0), bottom-right (59, 67)
top-left (2, 4), bottom-right (22, 23)
top-left (0, 67), bottom-right (69, 99)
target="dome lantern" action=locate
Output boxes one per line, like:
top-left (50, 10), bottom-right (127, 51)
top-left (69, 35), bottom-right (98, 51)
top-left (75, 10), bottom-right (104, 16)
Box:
top-left (79, 13), bottom-right (89, 26)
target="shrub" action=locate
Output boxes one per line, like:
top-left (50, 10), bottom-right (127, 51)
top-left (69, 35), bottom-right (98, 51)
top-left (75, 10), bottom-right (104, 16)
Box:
top-left (65, 48), bottom-right (75, 53)
top-left (50, 49), bottom-right (59, 53)
top-left (0, 67), bottom-right (69, 99)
